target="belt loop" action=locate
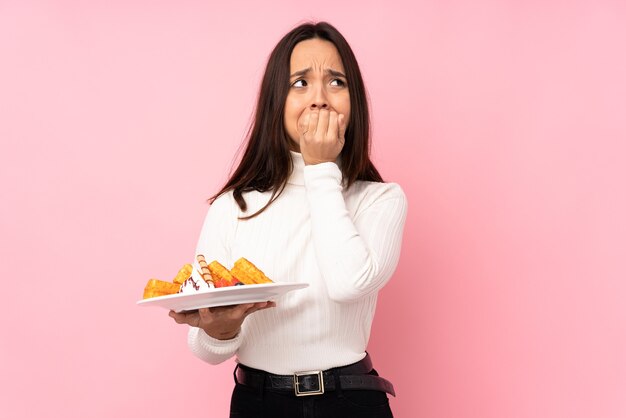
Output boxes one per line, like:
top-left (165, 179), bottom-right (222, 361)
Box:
top-left (364, 351), bottom-right (373, 372)
top-left (233, 364), bottom-right (240, 384)
top-left (332, 368), bottom-right (344, 399)
top-left (257, 370), bottom-right (266, 401)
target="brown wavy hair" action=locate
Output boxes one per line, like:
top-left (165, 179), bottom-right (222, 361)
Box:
top-left (211, 21), bottom-right (383, 219)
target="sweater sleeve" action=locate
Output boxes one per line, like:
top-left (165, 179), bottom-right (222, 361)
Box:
top-left (186, 192), bottom-right (243, 364)
top-left (304, 162), bottom-right (408, 302)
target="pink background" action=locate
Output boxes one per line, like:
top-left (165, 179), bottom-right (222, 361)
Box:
top-left (1, 1), bottom-right (625, 417)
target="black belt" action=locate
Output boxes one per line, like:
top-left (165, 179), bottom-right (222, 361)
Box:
top-left (234, 354), bottom-right (395, 397)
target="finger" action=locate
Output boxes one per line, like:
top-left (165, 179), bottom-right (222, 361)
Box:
top-left (248, 301), bottom-right (270, 311)
top-left (243, 302), bottom-right (271, 316)
top-left (307, 109), bottom-right (319, 137)
top-left (297, 109), bottom-right (311, 136)
top-left (187, 311), bottom-right (202, 326)
top-left (225, 303), bottom-right (255, 319)
top-left (207, 304), bottom-right (240, 315)
top-left (338, 113), bottom-right (347, 141)
top-left (169, 310), bottom-right (196, 325)
top-left (169, 310), bottom-right (184, 323)
top-left (198, 307), bottom-right (213, 322)
top-left (327, 111), bottom-right (338, 140)
top-left (244, 301), bottom-right (277, 316)
top-left (316, 109), bottom-right (330, 140)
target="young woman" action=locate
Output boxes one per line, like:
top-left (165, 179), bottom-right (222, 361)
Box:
top-left (169, 21), bottom-right (407, 418)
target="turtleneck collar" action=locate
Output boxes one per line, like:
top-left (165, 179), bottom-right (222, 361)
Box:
top-left (288, 151), bottom-right (306, 185)
top-left (287, 151), bottom-right (343, 186)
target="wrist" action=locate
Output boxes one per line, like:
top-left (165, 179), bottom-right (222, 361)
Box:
top-left (304, 159), bottom-right (331, 166)
top-left (204, 327), bottom-right (240, 341)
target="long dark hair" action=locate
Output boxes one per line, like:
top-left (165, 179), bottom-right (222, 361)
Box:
top-left (212, 21), bottom-right (383, 219)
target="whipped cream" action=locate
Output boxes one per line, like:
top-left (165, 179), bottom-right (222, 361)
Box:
top-left (178, 265), bottom-right (213, 294)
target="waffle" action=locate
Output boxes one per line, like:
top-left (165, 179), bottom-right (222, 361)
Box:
top-left (142, 257), bottom-right (273, 299)
top-left (143, 279), bottom-right (180, 299)
top-left (230, 257), bottom-right (273, 284)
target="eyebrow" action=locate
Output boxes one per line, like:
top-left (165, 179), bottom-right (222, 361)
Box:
top-left (289, 67), bottom-right (347, 79)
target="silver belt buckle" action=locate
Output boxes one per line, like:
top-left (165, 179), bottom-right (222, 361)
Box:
top-left (293, 370), bottom-right (325, 396)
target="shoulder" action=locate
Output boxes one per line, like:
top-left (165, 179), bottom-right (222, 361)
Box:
top-left (211, 190), bottom-right (234, 207)
top-left (346, 180), bottom-right (407, 206)
top-left (212, 188), bottom-right (274, 218)
top-left (209, 190), bottom-right (240, 215)
top-left (344, 181), bottom-right (408, 218)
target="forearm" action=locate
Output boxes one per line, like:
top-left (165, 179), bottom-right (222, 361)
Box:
top-left (304, 163), bottom-right (407, 302)
top-left (187, 327), bottom-right (241, 365)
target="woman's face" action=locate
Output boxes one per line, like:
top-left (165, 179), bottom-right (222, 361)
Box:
top-left (284, 38), bottom-right (350, 151)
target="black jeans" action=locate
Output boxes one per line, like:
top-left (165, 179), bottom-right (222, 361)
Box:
top-left (229, 369), bottom-right (394, 418)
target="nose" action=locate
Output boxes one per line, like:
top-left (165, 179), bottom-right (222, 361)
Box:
top-left (309, 85), bottom-right (329, 110)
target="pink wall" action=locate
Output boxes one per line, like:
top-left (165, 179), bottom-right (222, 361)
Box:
top-left (1, 1), bottom-right (625, 417)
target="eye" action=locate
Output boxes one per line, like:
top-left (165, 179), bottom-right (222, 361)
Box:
top-left (330, 79), bottom-right (346, 87)
top-left (291, 79), bottom-right (307, 88)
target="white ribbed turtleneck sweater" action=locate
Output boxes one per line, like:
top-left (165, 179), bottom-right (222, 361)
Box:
top-left (187, 151), bottom-right (407, 374)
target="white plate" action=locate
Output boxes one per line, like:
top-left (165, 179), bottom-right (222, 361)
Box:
top-left (137, 282), bottom-right (309, 312)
